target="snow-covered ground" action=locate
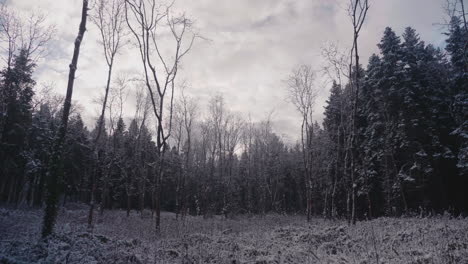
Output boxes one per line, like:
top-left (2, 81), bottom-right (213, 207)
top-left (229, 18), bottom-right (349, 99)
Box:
top-left (1, 204), bottom-right (467, 263)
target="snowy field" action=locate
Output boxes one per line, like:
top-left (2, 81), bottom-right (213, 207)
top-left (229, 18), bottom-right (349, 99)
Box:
top-left (1, 204), bottom-right (467, 263)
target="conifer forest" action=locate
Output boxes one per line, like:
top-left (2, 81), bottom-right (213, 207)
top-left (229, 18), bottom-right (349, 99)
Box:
top-left (0, 0), bottom-right (467, 263)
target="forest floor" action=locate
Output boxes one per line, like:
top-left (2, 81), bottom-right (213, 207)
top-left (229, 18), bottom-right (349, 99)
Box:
top-left (0, 204), bottom-right (467, 264)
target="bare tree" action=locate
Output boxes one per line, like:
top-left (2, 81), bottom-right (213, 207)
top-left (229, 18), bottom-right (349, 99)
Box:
top-left (171, 84), bottom-right (199, 219)
top-left (172, 92), bottom-right (185, 219)
top-left (321, 43), bottom-right (350, 218)
top-left (179, 86), bottom-right (198, 219)
top-left (208, 95), bottom-right (225, 179)
top-left (0, 4), bottom-right (20, 69)
top-left (241, 115), bottom-right (255, 213)
top-left (98, 75), bottom-right (129, 216)
top-left (91, 0), bottom-right (126, 143)
top-left (107, 75), bottom-right (129, 133)
top-left (124, 0), bottom-right (197, 231)
top-left (32, 82), bottom-right (56, 112)
top-left (255, 113), bottom-right (275, 215)
top-left (443, 0), bottom-right (467, 29)
top-left (198, 118), bottom-right (214, 215)
top-left (87, 0), bottom-right (127, 229)
top-left (204, 95), bottom-right (225, 214)
top-left (461, 0), bottom-right (467, 30)
top-left (131, 81), bottom-right (152, 216)
top-left (345, 0), bottom-right (370, 225)
top-left (0, 4), bottom-right (55, 142)
top-left (321, 42), bottom-right (349, 87)
top-left (42, 0), bottom-right (89, 238)
top-left (285, 64), bottom-right (317, 222)
top-left (225, 113), bottom-right (243, 179)
top-left (222, 112), bottom-right (243, 217)
top-left (0, 4), bottom-right (55, 67)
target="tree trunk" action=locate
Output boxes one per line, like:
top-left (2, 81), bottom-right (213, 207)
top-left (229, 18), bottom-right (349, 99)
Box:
top-left (154, 151), bottom-right (166, 232)
top-left (41, 0), bottom-right (88, 238)
top-left (139, 170), bottom-right (145, 217)
top-left (460, 0), bottom-right (467, 31)
top-left (323, 186), bottom-right (329, 218)
top-left (126, 191), bottom-right (131, 217)
top-left (331, 172), bottom-right (338, 218)
top-left (87, 180), bottom-right (96, 229)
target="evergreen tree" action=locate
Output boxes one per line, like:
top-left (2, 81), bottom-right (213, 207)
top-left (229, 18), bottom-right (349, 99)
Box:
top-left (445, 15), bottom-right (468, 212)
top-left (446, 16), bottom-right (468, 178)
top-left (323, 81), bottom-right (345, 217)
top-left (359, 54), bottom-right (385, 217)
top-left (28, 103), bottom-right (56, 206)
top-left (0, 48), bottom-right (36, 203)
top-left (63, 114), bottom-right (91, 204)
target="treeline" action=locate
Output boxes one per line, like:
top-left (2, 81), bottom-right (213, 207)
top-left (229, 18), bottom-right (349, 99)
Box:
top-left (0, 6), bottom-right (467, 221)
top-left (322, 22), bottom-right (467, 218)
top-left (0, 74), bottom-right (316, 216)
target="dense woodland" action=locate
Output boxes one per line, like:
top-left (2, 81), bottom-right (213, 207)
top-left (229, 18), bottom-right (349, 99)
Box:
top-left (0, 0), bottom-right (467, 238)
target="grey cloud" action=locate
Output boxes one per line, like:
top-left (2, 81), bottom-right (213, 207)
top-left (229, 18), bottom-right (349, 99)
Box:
top-left (7, 0), bottom-right (449, 144)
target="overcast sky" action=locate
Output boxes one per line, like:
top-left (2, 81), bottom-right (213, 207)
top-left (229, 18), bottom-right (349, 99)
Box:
top-left (3, 0), bottom-right (450, 143)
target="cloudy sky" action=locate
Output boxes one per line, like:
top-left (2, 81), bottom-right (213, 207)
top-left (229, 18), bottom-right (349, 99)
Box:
top-left (3, 0), bottom-right (450, 143)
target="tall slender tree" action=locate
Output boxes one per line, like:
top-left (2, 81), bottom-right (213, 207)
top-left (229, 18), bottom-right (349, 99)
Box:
top-left (87, 0), bottom-right (127, 229)
top-left (125, 0), bottom-right (197, 231)
top-left (285, 64), bottom-right (317, 222)
top-left (346, 0), bottom-right (369, 225)
top-left (41, 0), bottom-right (88, 238)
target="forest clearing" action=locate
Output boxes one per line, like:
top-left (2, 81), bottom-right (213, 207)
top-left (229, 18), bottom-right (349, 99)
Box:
top-left (0, 0), bottom-right (467, 263)
top-left (1, 205), bottom-right (468, 263)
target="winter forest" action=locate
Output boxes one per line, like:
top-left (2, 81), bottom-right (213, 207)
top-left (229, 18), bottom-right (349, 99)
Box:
top-left (0, 0), bottom-right (467, 263)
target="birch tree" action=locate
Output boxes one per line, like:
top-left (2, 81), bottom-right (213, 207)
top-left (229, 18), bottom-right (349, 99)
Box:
top-left (321, 43), bottom-right (349, 218)
top-left (345, 0), bottom-right (370, 225)
top-left (285, 64), bottom-right (317, 221)
top-left (124, 0), bottom-right (197, 231)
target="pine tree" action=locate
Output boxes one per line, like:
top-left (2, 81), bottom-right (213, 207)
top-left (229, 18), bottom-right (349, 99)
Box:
top-left (359, 54), bottom-right (385, 217)
top-left (323, 81), bottom-right (345, 217)
top-left (62, 114), bottom-right (91, 204)
top-left (28, 103), bottom-right (56, 206)
top-left (0, 48), bottom-right (36, 203)
top-left (398, 28), bottom-right (452, 211)
top-left (446, 16), bottom-right (468, 178)
top-left (445, 15), bottom-right (468, 212)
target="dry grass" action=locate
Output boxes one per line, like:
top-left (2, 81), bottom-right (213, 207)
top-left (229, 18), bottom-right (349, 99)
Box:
top-left (1, 204), bottom-right (467, 263)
